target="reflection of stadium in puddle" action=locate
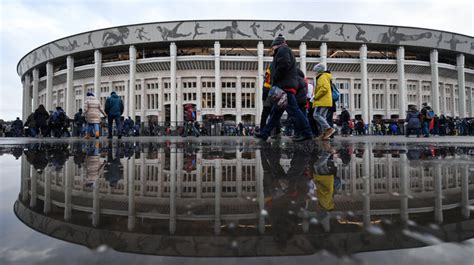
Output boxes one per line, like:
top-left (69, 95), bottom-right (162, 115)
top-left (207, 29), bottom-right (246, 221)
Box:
top-left (12, 140), bottom-right (474, 256)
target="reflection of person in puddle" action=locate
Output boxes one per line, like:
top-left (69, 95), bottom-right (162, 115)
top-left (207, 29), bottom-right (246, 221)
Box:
top-left (311, 143), bottom-right (338, 211)
top-left (262, 144), bottom-right (311, 249)
top-left (24, 144), bottom-right (48, 173)
top-left (85, 142), bottom-right (105, 188)
top-left (104, 144), bottom-right (124, 188)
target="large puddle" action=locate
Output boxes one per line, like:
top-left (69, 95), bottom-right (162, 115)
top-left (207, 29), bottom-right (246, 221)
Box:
top-left (1, 139), bottom-right (474, 263)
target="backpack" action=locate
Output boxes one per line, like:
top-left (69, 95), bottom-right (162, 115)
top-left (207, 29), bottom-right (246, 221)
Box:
top-left (52, 111), bottom-right (66, 125)
top-left (331, 81), bottom-right (340, 102)
top-left (426, 109), bottom-right (435, 120)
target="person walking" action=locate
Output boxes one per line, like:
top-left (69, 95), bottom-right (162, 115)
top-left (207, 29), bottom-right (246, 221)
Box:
top-left (258, 64), bottom-right (281, 139)
top-left (33, 104), bottom-right (49, 137)
top-left (84, 92), bottom-right (106, 139)
top-left (24, 112), bottom-right (37, 137)
top-left (311, 63), bottom-right (336, 140)
top-left (11, 117), bottom-right (23, 137)
top-left (73, 108), bottom-right (85, 137)
top-left (405, 105), bottom-right (421, 137)
top-left (420, 102), bottom-right (434, 137)
top-left (255, 34), bottom-right (313, 142)
top-left (340, 107), bottom-right (350, 137)
top-left (105, 91), bottom-right (124, 139)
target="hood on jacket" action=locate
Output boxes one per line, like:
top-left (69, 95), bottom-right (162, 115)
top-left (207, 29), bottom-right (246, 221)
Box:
top-left (111, 91), bottom-right (118, 97)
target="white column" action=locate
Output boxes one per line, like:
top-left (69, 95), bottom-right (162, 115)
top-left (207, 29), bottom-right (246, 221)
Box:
top-left (360, 45), bottom-right (369, 125)
top-left (43, 168), bottom-right (51, 214)
top-left (397, 46), bottom-right (407, 118)
top-left (400, 153), bottom-right (409, 223)
top-left (256, 150), bottom-right (265, 235)
top-left (32, 68), bottom-right (39, 110)
top-left (236, 150), bottom-right (242, 197)
top-left (430, 50), bottom-right (440, 114)
top-left (256, 42), bottom-right (264, 125)
top-left (158, 77), bottom-right (165, 123)
top-left (417, 80), bottom-right (423, 108)
top-left (127, 157), bottom-right (136, 231)
top-left (461, 165), bottom-right (470, 218)
top-left (452, 85), bottom-right (457, 117)
top-left (176, 150), bottom-right (184, 198)
top-left (22, 75), bottom-right (31, 121)
top-left (434, 163), bottom-right (443, 224)
top-left (94, 50), bottom-right (102, 98)
top-left (440, 82), bottom-right (446, 114)
top-left (214, 41), bottom-right (222, 116)
top-left (169, 146), bottom-right (177, 234)
top-left (385, 79), bottom-right (390, 118)
top-left (299, 42), bottom-right (307, 76)
top-left (236, 76), bottom-right (242, 124)
top-left (362, 143), bottom-right (371, 226)
top-left (140, 79), bottom-right (146, 122)
top-left (176, 77), bottom-right (183, 125)
top-left (64, 160), bottom-right (73, 221)
top-left (196, 76), bottom-right (203, 122)
top-left (457, 54), bottom-right (466, 118)
top-left (66, 56), bottom-right (75, 116)
top-left (30, 168), bottom-right (37, 208)
top-left (45, 62), bottom-right (53, 111)
top-left (320, 43), bottom-right (327, 66)
top-left (368, 78), bottom-right (373, 122)
top-left (170, 43), bottom-right (177, 129)
top-left (129, 45), bottom-right (137, 119)
top-left (20, 156), bottom-right (29, 201)
top-left (214, 159), bottom-right (222, 235)
top-left (349, 78), bottom-right (355, 114)
top-left (196, 152), bottom-right (202, 198)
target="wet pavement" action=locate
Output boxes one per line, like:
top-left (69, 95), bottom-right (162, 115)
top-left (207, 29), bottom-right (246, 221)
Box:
top-left (0, 137), bottom-right (474, 264)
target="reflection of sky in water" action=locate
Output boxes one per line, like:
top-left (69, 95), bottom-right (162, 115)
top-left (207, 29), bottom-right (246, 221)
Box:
top-left (1, 140), bottom-right (474, 264)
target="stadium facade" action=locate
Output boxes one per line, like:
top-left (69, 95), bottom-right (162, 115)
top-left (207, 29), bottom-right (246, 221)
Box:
top-left (17, 20), bottom-right (474, 126)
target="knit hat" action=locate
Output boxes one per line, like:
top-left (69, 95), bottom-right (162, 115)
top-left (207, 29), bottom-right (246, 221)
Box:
top-left (87, 92), bottom-right (94, 97)
top-left (313, 63), bottom-right (326, 73)
top-left (271, 34), bottom-right (286, 47)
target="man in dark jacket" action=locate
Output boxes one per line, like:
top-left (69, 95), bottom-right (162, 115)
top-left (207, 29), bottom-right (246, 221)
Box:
top-left (255, 34), bottom-right (312, 142)
top-left (73, 109), bottom-right (85, 137)
top-left (420, 102), bottom-right (433, 137)
top-left (105, 91), bottom-right (124, 139)
top-left (340, 107), bottom-right (350, 136)
top-left (12, 117), bottom-right (23, 137)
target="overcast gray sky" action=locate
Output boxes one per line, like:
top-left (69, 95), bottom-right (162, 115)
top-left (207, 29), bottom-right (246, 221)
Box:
top-left (0, 0), bottom-right (472, 120)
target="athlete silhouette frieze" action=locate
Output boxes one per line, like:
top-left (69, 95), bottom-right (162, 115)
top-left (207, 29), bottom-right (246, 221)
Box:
top-left (210, 21), bottom-right (251, 39)
top-left (378, 27), bottom-right (432, 45)
top-left (264, 23), bottom-right (285, 37)
top-left (156, 22), bottom-right (192, 41)
top-left (102, 27), bottom-right (130, 47)
top-left (288, 23), bottom-right (330, 41)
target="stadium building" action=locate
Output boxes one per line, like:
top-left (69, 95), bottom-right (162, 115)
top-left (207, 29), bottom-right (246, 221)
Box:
top-left (17, 20), bottom-right (474, 127)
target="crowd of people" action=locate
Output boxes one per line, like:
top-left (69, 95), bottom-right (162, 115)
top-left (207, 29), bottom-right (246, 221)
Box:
top-left (2, 34), bottom-right (474, 140)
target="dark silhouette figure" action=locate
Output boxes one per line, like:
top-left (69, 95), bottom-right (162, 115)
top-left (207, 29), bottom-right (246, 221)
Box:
top-left (444, 34), bottom-right (468, 50)
top-left (102, 27), bottom-right (130, 47)
top-left (249, 22), bottom-right (262, 39)
top-left (41, 46), bottom-right (54, 60)
top-left (156, 22), bottom-right (192, 41)
top-left (354, 25), bottom-right (370, 43)
top-left (264, 23), bottom-right (285, 37)
top-left (288, 23), bottom-right (330, 41)
top-left (210, 21), bottom-right (251, 39)
top-left (435, 33), bottom-right (443, 47)
top-left (52, 39), bottom-right (80, 52)
top-left (135, 27), bottom-right (151, 41)
top-left (193, 22), bottom-right (206, 40)
top-left (378, 27), bottom-right (432, 44)
top-left (335, 24), bottom-right (347, 41)
top-left (83, 32), bottom-right (95, 48)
